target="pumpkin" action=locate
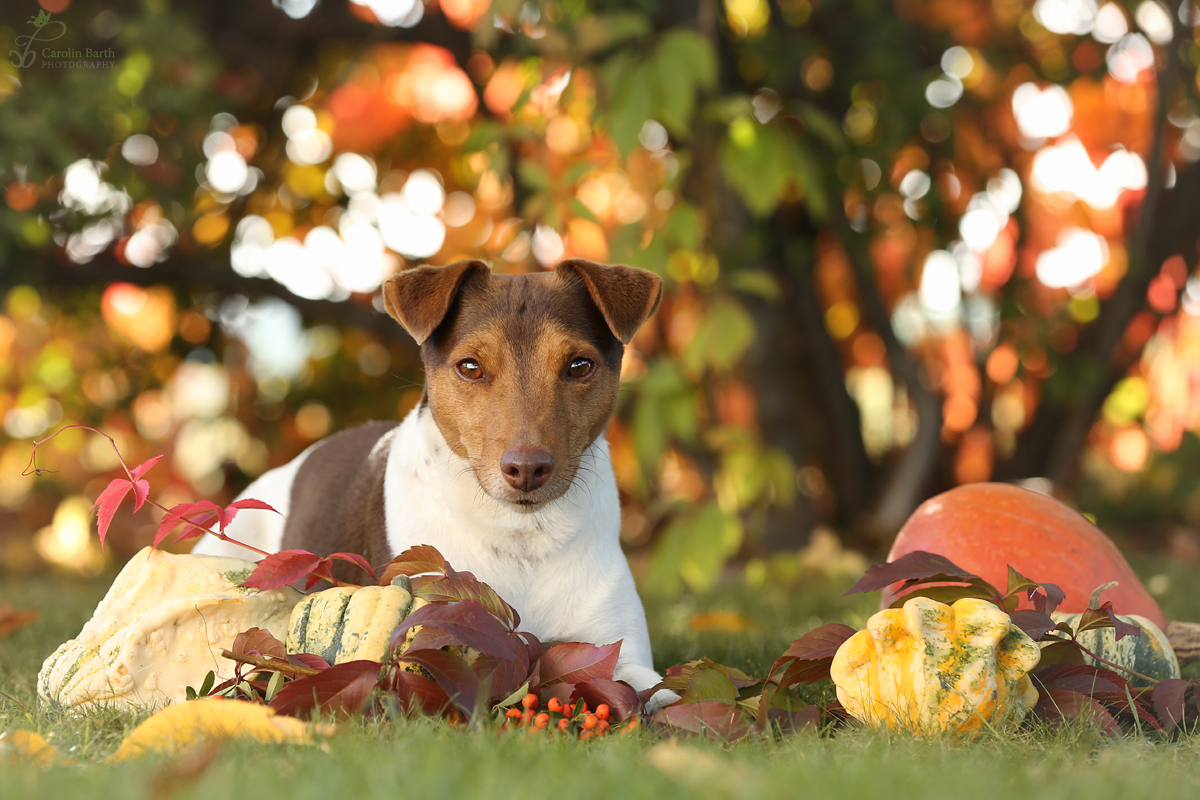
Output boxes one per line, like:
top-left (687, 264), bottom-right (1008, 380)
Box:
top-left (1050, 611), bottom-right (1180, 687)
top-left (38, 547), bottom-right (302, 710)
top-left (286, 577), bottom-right (416, 664)
top-left (883, 483), bottom-right (1165, 627)
top-left (830, 596), bottom-right (1041, 736)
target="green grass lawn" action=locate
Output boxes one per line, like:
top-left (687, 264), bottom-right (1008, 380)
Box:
top-left (3, 555), bottom-right (1200, 799)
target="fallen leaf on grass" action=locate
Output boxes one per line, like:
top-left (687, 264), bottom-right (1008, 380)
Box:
top-left (689, 610), bottom-right (759, 634)
top-left (0, 730), bottom-right (69, 766)
top-left (0, 605), bottom-right (39, 638)
top-left (109, 698), bottom-right (335, 761)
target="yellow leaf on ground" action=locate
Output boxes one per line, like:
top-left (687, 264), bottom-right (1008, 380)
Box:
top-left (689, 610), bottom-right (760, 634)
top-left (0, 730), bottom-right (68, 767)
top-left (109, 698), bottom-right (334, 761)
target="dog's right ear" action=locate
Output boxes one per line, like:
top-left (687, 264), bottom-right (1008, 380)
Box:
top-left (381, 260), bottom-right (491, 345)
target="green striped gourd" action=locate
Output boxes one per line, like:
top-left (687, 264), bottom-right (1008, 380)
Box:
top-left (1051, 611), bottom-right (1179, 687)
top-left (286, 577), bottom-right (417, 664)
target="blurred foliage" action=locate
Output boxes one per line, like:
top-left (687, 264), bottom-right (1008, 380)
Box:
top-left (1, 0), bottom-right (1200, 592)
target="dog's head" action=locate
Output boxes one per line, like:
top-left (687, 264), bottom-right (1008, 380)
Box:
top-left (382, 259), bottom-right (662, 509)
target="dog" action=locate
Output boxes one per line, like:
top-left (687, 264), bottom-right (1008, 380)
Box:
top-left (192, 258), bottom-right (667, 696)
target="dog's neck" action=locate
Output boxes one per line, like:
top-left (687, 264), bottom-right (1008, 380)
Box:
top-left (383, 404), bottom-right (618, 566)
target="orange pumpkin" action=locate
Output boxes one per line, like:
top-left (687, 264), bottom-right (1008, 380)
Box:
top-left (882, 483), bottom-right (1165, 628)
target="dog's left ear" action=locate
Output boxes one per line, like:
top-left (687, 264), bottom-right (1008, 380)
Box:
top-left (381, 260), bottom-right (491, 344)
top-left (556, 259), bottom-right (663, 344)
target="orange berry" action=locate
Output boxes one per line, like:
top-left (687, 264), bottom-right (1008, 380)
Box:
top-left (580, 702), bottom-right (589, 714)
top-left (547, 697), bottom-right (563, 713)
top-left (598, 720), bottom-right (610, 733)
top-left (521, 693), bottom-right (538, 710)
top-left (580, 730), bottom-right (594, 741)
top-left (521, 709), bottom-right (534, 726)
top-left (506, 708), bottom-right (523, 719)
top-left (557, 718), bottom-right (569, 731)
top-left (534, 712), bottom-right (550, 729)
top-left (582, 714), bottom-right (598, 730)
top-left (621, 717), bottom-right (641, 735)
top-left (595, 704), bottom-right (610, 721)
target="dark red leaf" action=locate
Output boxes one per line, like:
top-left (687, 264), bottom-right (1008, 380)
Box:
top-left (471, 655), bottom-right (530, 705)
top-left (1153, 678), bottom-right (1192, 734)
top-left (844, 551), bottom-right (978, 596)
top-left (654, 661), bottom-right (739, 704)
top-left (650, 699), bottom-right (752, 741)
top-left (389, 601), bottom-right (525, 662)
top-left (231, 627), bottom-right (287, 660)
top-left (765, 705), bottom-right (821, 735)
top-left (538, 641), bottom-right (622, 686)
top-left (1034, 664), bottom-right (1126, 695)
top-left (288, 653), bottom-right (330, 672)
top-left (270, 660), bottom-right (381, 719)
top-left (1009, 610), bottom-right (1059, 641)
top-left (571, 678), bottom-right (642, 722)
top-left (379, 544), bottom-right (452, 584)
top-left (1032, 689), bottom-right (1120, 735)
top-left (770, 623), bottom-right (856, 674)
top-left (240, 550), bottom-right (324, 591)
top-left (388, 670), bottom-right (452, 716)
top-left (1089, 691), bottom-right (1161, 729)
top-left (1033, 583), bottom-right (1066, 615)
top-left (768, 623), bottom-right (856, 686)
top-left (396, 649), bottom-right (480, 716)
top-left (1076, 602), bottom-right (1142, 641)
top-left (414, 576), bottom-right (519, 629)
top-left (326, 552), bottom-right (379, 583)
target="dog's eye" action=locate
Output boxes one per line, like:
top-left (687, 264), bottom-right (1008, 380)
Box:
top-left (566, 358), bottom-right (594, 379)
top-left (456, 359), bottom-right (484, 380)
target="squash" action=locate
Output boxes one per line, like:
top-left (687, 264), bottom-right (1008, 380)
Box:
top-left (1050, 611), bottom-right (1179, 687)
top-left (286, 577), bottom-right (416, 664)
top-left (882, 483), bottom-right (1165, 627)
top-left (38, 547), bottom-right (302, 711)
top-left (830, 596), bottom-right (1041, 736)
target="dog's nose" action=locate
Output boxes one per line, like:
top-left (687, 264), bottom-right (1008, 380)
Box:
top-left (500, 447), bottom-right (554, 492)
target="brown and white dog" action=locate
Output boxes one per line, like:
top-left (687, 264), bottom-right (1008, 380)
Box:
top-left (192, 259), bottom-right (667, 695)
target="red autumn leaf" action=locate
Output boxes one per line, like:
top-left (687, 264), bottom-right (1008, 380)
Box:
top-left (325, 552), bottom-right (379, 583)
top-left (472, 654), bottom-right (531, 705)
top-left (764, 704), bottom-right (821, 735)
top-left (844, 550), bottom-right (980, 596)
top-left (414, 576), bottom-right (520, 629)
top-left (389, 670), bottom-right (453, 716)
top-left (1152, 678), bottom-right (1192, 734)
top-left (650, 699), bottom-right (752, 741)
top-left (241, 550), bottom-right (324, 591)
top-left (388, 600), bottom-right (526, 662)
top-left (570, 678), bottom-right (642, 722)
top-left (1088, 691), bottom-right (1161, 729)
top-left (1034, 664), bottom-right (1128, 695)
top-left (378, 544), bottom-right (453, 585)
top-left (288, 653), bottom-right (331, 672)
top-left (1009, 610), bottom-right (1059, 641)
top-left (538, 641), bottom-right (622, 686)
top-left (155, 500), bottom-right (222, 546)
top-left (231, 627), bottom-right (288, 660)
top-left (1032, 583), bottom-right (1066, 615)
top-left (271, 660), bottom-right (380, 719)
top-left (768, 623), bottom-right (857, 686)
top-left (395, 648), bottom-right (479, 716)
top-left (0, 605), bottom-right (39, 638)
top-left (1032, 689), bottom-right (1121, 735)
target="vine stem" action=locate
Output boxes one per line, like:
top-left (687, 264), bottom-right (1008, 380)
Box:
top-left (23, 424), bottom-right (270, 558)
top-left (1041, 632), bottom-right (1160, 687)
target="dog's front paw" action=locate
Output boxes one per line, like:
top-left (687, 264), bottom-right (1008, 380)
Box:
top-left (643, 688), bottom-right (680, 714)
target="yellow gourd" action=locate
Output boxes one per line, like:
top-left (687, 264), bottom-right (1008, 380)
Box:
top-left (286, 578), bottom-right (416, 664)
top-left (830, 596), bottom-right (1041, 736)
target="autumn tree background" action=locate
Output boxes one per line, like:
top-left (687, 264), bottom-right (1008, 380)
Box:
top-left (1, 0), bottom-right (1198, 592)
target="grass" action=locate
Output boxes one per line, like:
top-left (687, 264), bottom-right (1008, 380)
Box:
top-left (3, 555), bottom-right (1200, 798)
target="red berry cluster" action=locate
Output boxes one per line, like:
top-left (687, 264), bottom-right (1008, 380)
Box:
top-left (501, 693), bottom-right (635, 739)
